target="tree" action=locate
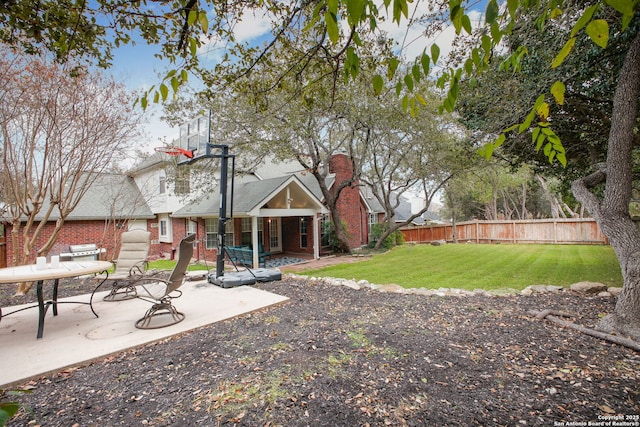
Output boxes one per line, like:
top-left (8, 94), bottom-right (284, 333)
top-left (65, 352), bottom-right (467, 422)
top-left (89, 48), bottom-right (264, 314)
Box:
top-left (0, 47), bottom-right (142, 293)
top-left (354, 83), bottom-right (466, 249)
top-left (2, 0), bottom-right (639, 339)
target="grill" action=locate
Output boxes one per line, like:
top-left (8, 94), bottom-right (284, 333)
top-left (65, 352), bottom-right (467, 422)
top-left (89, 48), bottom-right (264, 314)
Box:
top-left (60, 244), bottom-right (106, 261)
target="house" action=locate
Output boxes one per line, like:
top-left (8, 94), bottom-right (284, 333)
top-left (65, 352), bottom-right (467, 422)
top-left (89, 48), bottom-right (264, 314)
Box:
top-left (2, 151), bottom-right (385, 268)
top-left (2, 173), bottom-right (155, 267)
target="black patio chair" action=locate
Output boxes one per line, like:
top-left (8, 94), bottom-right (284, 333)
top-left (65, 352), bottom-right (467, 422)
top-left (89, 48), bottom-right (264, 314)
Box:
top-left (134, 233), bottom-right (196, 329)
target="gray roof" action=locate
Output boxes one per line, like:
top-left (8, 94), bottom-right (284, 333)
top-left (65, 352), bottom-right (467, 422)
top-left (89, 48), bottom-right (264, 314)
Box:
top-left (173, 174), bottom-right (323, 218)
top-left (6, 173), bottom-right (154, 222)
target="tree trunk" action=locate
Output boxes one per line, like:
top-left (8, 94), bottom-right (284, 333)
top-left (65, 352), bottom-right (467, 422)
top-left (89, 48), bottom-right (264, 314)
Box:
top-left (572, 31), bottom-right (640, 341)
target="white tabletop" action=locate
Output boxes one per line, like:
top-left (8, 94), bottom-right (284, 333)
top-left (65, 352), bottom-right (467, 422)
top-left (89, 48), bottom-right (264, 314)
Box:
top-left (0, 260), bottom-right (113, 284)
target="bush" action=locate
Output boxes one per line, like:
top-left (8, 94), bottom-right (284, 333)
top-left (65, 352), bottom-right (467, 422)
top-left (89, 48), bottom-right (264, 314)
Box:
top-left (369, 224), bottom-right (404, 250)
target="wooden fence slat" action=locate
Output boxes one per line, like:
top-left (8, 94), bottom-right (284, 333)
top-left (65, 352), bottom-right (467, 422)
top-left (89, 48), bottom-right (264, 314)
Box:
top-left (401, 219), bottom-right (608, 245)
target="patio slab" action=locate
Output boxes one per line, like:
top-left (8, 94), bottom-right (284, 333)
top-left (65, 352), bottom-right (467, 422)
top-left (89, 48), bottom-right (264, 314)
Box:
top-left (0, 279), bottom-right (288, 388)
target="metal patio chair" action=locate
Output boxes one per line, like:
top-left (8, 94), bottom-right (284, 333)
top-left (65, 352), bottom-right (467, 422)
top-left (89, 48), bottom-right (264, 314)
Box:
top-left (134, 233), bottom-right (196, 329)
top-left (101, 229), bottom-right (151, 302)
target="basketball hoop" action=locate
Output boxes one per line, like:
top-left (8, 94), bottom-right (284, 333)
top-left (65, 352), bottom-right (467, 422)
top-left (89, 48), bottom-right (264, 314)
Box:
top-left (154, 146), bottom-right (195, 159)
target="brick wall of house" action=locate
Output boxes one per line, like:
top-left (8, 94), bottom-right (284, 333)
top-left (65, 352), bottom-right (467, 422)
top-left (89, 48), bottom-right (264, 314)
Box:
top-left (281, 216), bottom-right (315, 255)
top-left (4, 220), bottom-right (124, 265)
top-left (329, 153), bottom-right (368, 249)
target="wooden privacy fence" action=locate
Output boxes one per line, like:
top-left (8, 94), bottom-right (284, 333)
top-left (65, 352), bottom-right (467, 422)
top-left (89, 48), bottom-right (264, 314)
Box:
top-left (400, 219), bottom-right (608, 245)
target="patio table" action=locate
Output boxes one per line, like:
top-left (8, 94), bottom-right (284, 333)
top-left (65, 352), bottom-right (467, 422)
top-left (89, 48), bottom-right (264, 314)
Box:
top-left (0, 260), bottom-right (112, 339)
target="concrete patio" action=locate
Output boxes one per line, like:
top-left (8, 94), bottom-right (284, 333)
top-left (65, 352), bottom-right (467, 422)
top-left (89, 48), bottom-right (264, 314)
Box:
top-left (0, 277), bottom-right (288, 388)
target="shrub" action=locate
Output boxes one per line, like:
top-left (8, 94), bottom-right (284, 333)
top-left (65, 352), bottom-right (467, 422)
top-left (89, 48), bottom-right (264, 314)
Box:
top-left (369, 224), bottom-right (404, 249)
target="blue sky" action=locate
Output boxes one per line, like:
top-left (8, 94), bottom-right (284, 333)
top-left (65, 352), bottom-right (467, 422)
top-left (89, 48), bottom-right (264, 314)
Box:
top-left (107, 1), bottom-right (490, 155)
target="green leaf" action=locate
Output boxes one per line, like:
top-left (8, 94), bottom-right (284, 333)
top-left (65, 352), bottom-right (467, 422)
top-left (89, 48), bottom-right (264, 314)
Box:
top-left (490, 22), bottom-right (502, 45)
top-left (462, 15), bottom-right (472, 34)
top-left (388, 57), bottom-right (399, 79)
top-left (412, 64), bottom-right (421, 82)
top-left (485, 0), bottom-right (499, 24)
top-left (1, 403), bottom-right (20, 426)
top-left (481, 35), bottom-right (492, 62)
top-left (160, 83), bottom-right (169, 101)
top-left (479, 142), bottom-right (494, 159)
top-left (543, 142), bottom-right (552, 156)
top-left (605, 0), bottom-right (635, 16)
top-left (571, 4), bottom-right (598, 37)
top-left (550, 8), bottom-right (563, 19)
top-left (464, 58), bottom-right (473, 75)
top-left (188, 10), bottom-right (197, 26)
top-left (199, 11), bottom-right (209, 33)
top-left (556, 152), bottom-right (567, 166)
top-left (551, 80), bottom-right (566, 105)
top-left (586, 19), bottom-right (609, 48)
top-left (171, 76), bottom-right (180, 94)
top-left (431, 44), bottom-right (440, 65)
top-left (494, 133), bottom-right (506, 148)
top-left (401, 94), bottom-right (409, 112)
top-left (393, 0), bottom-right (409, 23)
top-left (519, 108), bottom-right (537, 133)
top-left (420, 52), bottom-right (430, 75)
top-left (532, 126), bottom-right (541, 143)
top-left (325, 12), bottom-right (339, 43)
top-left (451, 6), bottom-right (463, 33)
top-left (325, 12), bottom-right (340, 42)
top-left (373, 74), bottom-right (384, 95)
top-left (535, 132), bottom-right (546, 151)
top-left (415, 93), bottom-right (427, 106)
top-left (507, 0), bottom-right (518, 18)
top-left (404, 74), bottom-right (414, 92)
top-left (347, 0), bottom-right (366, 27)
top-left (396, 81), bottom-right (403, 96)
top-left (551, 37), bottom-right (575, 68)
top-left (181, 69), bottom-right (188, 82)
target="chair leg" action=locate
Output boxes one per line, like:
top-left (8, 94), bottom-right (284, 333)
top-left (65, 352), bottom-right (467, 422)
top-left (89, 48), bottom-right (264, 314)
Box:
top-left (103, 282), bottom-right (138, 302)
top-left (135, 301), bottom-right (185, 329)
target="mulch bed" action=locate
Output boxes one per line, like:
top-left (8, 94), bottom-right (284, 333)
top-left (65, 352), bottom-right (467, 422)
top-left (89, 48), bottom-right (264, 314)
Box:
top-left (1, 276), bottom-right (639, 426)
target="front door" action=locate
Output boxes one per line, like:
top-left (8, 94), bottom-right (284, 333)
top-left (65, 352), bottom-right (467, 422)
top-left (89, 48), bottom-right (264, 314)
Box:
top-left (269, 217), bottom-right (282, 253)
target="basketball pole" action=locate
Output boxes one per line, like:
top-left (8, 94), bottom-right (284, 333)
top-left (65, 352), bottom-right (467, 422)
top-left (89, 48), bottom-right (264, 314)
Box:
top-left (181, 143), bottom-right (234, 279)
top-left (215, 144), bottom-right (230, 279)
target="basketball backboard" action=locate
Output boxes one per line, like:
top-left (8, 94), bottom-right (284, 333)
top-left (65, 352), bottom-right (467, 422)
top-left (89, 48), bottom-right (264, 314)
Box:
top-left (178, 113), bottom-right (210, 160)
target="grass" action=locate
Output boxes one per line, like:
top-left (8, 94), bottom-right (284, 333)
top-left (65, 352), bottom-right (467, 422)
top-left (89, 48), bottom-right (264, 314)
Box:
top-left (148, 259), bottom-right (210, 271)
top-left (300, 244), bottom-right (623, 291)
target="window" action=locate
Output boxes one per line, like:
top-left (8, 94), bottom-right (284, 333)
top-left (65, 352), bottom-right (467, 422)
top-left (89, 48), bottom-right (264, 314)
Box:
top-left (159, 175), bottom-right (166, 194)
top-left (158, 213), bottom-right (171, 243)
top-left (241, 218), bottom-right (264, 245)
top-left (300, 217), bottom-right (308, 248)
top-left (320, 214), bottom-right (331, 247)
top-left (205, 218), bottom-right (234, 249)
top-left (368, 213), bottom-right (378, 240)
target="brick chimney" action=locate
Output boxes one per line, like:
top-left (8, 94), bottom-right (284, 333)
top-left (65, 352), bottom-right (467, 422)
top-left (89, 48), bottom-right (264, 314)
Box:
top-left (329, 153), bottom-right (365, 249)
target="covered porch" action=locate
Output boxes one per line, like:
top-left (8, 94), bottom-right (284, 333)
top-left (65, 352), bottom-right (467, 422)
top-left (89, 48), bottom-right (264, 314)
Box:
top-left (174, 174), bottom-right (329, 269)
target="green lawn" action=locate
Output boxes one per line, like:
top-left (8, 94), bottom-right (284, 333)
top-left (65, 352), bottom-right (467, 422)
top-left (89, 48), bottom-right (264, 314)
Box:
top-left (300, 244), bottom-right (623, 291)
top-left (148, 259), bottom-right (211, 271)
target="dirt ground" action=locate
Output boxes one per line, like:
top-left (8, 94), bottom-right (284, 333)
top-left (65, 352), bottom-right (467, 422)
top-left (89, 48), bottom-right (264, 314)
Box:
top-left (1, 261), bottom-right (639, 426)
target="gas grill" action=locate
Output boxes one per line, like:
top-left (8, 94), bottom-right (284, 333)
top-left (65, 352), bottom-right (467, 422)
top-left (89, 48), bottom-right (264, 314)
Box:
top-left (60, 244), bottom-right (106, 261)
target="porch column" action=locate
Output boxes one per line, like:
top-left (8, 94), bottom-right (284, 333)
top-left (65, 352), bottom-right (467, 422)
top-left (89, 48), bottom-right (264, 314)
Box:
top-left (252, 216), bottom-right (259, 268)
top-left (313, 215), bottom-right (320, 260)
